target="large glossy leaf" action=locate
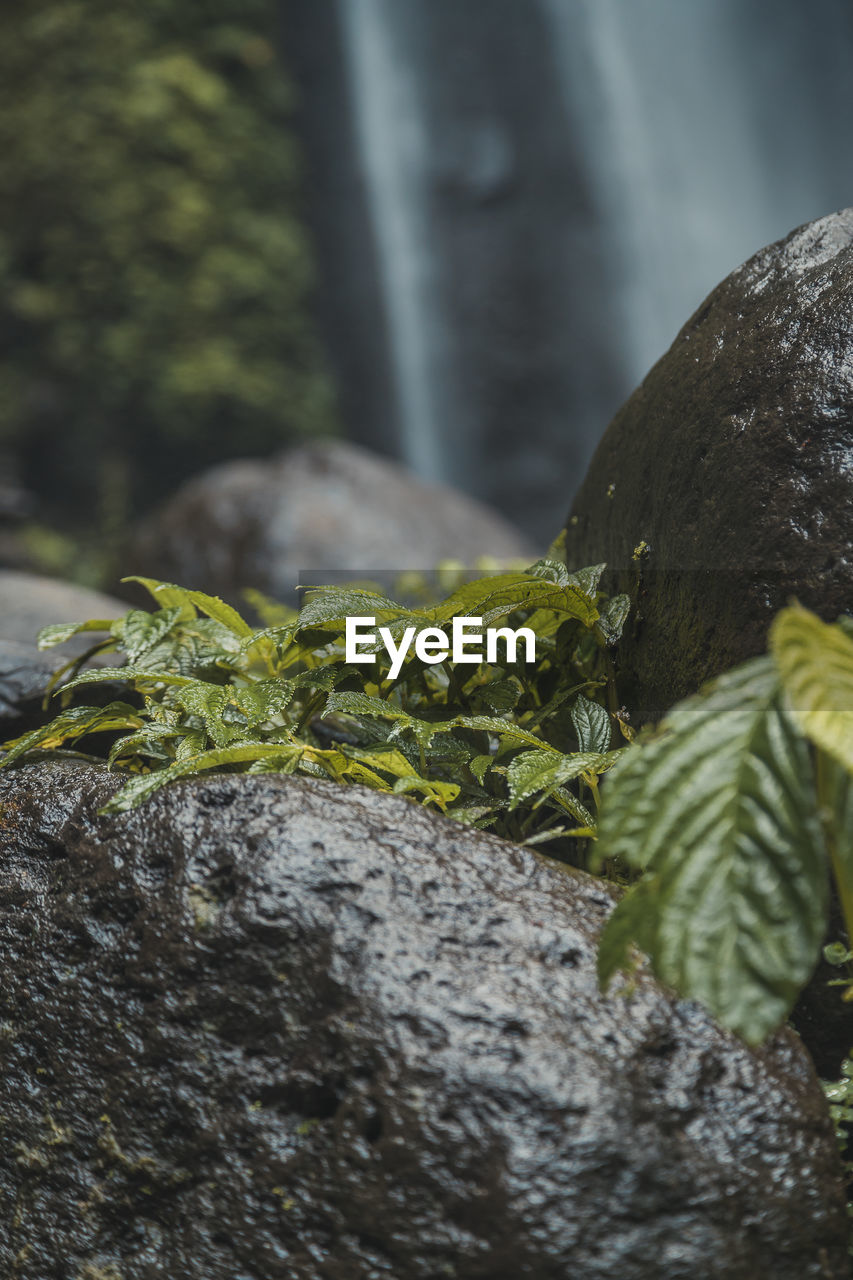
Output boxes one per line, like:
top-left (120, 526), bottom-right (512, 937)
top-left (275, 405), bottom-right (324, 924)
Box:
top-left (596, 657), bottom-right (828, 1044)
top-left (771, 605), bottom-right (853, 774)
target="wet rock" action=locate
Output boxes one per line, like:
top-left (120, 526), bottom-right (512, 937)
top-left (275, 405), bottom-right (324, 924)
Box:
top-left (0, 572), bottom-right (127, 734)
top-left (0, 639), bottom-right (62, 734)
top-left (0, 760), bottom-right (846, 1279)
top-left (565, 207), bottom-right (853, 722)
top-left (128, 441), bottom-right (538, 607)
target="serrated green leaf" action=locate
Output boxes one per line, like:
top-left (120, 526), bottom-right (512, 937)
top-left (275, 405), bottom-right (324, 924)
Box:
top-left (107, 724), bottom-right (180, 767)
top-left (246, 744), bottom-right (304, 775)
top-left (524, 558), bottom-right (571, 587)
top-left (598, 593), bottom-right (631, 645)
top-left (173, 683), bottom-right (232, 747)
top-left (238, 622), bottom-right (299, 656)
top-left (565, 563), bottom-right (606, 599)
top-left (324, 689), bottom-right (405, 723)
top-left (183, 589), bottom-right (254, 638)
top-left (430, 573), bottom-right (598, 629)
top-left (771, 605), bottom-right (853, 774)
top-left (99, 741), bottom-right (300, 813)
top-left (231, 679), bottom-right (296, 726)
top-left (552, 785), bottom-right (596, 829)
top-left (297, 588), bottom-right (419, 631)
top-left (175, 730), bottom-right (207, 761)
top-left (1, 702), bottom-right (141, 765)
top-left (469, 754), bottom-right (493, 785)
top-left (571, 694), bottom-right (612, 752)
top-left (37, 619), bottom-right (115, 649)
top-left (340, 745), bottom-right (416, 780)
top-left (60, 665), bottom-right (196, 692)
top-left (113, 608), bottom-right (183, 662)
top-left (471, 679), bottom-right (521, 714)
top-left (391, 775), bottom-right (460, 810)
top-left (121, 577), bottom-right (198, 618)
top-left (461, 715), bottom-right (557, 752)
top-left (596, 657), bottom-right (828, 1043)
top-left (506, 748), bottom-right (616, 809)
top-left (137, 622), bottom-right (238, 675)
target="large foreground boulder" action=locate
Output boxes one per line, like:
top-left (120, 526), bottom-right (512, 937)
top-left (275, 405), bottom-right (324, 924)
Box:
top-left (127, 440), bottom-right (537, 607)
top-left (0, 572), bottom-right (128, 734)
top-left (565, 208), bottom-right (853, 721)
top-left (0, 761), bottom-right (846, 1278)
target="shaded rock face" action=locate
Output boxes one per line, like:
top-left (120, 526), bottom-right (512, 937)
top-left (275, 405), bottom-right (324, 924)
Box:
top-left (565, 208), bottom-right (853, 721)
top-left (0, 761), bottom-right (846, 1279)
top-left (127, 440), bottom-right (538, 607)
top-left (0, 454), bottom-right (35, 570)
top-left (0, 572), bottom-right (128, 734)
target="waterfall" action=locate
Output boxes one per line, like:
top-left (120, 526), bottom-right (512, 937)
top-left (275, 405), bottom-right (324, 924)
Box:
top-left (292, 0), bottom-right (853, 540)
top-left (544, 0), bottom-right (853, 387)
top-left (336, 0), bottom-right (446, 483)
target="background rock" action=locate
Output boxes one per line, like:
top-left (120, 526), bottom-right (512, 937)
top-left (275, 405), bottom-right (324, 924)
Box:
top-left (0, 457), bottom-right (35, 571)
top-left (127, 441), bottom-right (538, 607)
top-left (0, 572), bottom-right (128, 735)
top-left (0, 571), bottom-right (126, 652)
top-left (0, 760), bottom-right (846, 1279)
top-left (564, 207), bottom-right (853, 722)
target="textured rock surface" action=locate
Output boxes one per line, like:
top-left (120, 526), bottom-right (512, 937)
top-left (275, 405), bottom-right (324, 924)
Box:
top-left (565, 207), bottom-right (853, 721)
top-left (127, 440), bottom-right (537, 606)
top-left (0, 573), bottom-right (128, 734)
top-left (0, 761), bottom-right (846, 1279)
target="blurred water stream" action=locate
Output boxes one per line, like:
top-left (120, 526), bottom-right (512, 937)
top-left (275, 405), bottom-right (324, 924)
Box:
top-left (284, 0), bottom-right (853, 541)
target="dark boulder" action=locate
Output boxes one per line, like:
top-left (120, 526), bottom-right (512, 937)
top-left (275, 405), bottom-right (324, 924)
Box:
top-left (127, 440), bottom-right (538, 607)
top-left (0, 760), bottom-right (846, 1279)
top-left (0, 572), bottom-right (128, 735)
top-left (565, 207), bottom-right (853, 722)
top-left (0, 639), bottom-right (64, 734)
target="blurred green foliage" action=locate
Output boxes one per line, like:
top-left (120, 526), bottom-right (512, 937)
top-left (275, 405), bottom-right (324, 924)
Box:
top-left (0, 0), bottom-right (335, 526)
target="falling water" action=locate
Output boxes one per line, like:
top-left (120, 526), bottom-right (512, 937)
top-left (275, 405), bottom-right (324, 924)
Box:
top-left (299, 0), bottom-right (853, 538)
top-left (336, 0), bottom-right (446, 483)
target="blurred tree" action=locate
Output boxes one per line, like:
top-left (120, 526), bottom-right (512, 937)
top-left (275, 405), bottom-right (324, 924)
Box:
top-left (0, 0), bottom-right (335, 528)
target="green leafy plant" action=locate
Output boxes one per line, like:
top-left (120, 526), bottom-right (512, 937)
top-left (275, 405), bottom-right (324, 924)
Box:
top-left (0, 548), bottom-right (631, 866)
top-left (824, 1051), bottom-right (853, 1213)
top-left (597, 604), bottom-right (853, 1044)
top-left (0, 0), bottom-right (335, 530)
